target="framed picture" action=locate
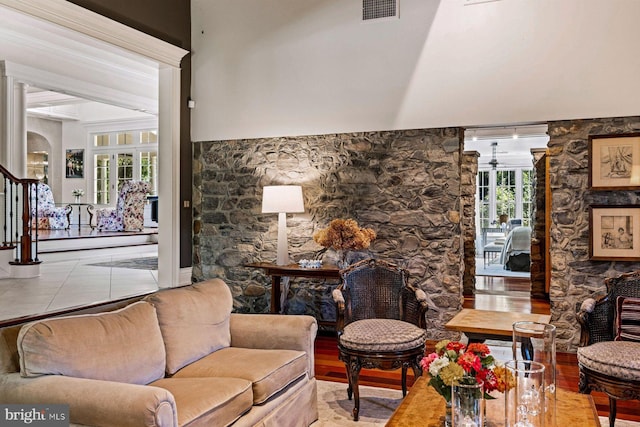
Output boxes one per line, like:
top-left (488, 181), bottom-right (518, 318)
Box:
top-left (65, 149), bottom-right (84, 178)
top-left (589, 205), bottom-right (640, 261)
top-left (589, 133), bottom-right (640, 190)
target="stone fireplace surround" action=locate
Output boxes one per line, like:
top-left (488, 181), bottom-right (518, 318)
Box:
top-left (193, 116), bottom-right (640, 352)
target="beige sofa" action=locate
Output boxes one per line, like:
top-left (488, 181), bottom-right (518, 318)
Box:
top-left (0, 279), bottom-right (319, 427)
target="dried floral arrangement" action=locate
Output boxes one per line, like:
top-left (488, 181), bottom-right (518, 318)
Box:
top-left (313, 218), bottom-right (376, 251)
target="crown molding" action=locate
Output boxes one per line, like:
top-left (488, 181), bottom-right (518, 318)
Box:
top-left (0, 0), bottom-right (188, 68)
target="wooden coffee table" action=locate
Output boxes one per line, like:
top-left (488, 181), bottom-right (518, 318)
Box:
top-left (386, 376), bottom-right (601, 427)
top-left (445, 309), bottom-right (551, 359)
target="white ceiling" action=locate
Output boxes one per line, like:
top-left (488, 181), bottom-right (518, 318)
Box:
top-left (25, 86), bottom-right (152, 122)
top-left (464, 125), bottom-right (549, 169)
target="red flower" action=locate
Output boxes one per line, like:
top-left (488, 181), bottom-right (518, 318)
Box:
top-left (477, 369), bottom-right (498, 393)
top-left (446, 341), bottom-right (466, 354)
top-left (457, 352), bottom-right (481, 374)
top-left (466, 343), bottom-right (490, 357)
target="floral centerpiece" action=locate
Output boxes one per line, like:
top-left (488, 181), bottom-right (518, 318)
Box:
top-left (313, 218), bottom-right (377, 267)
top-left (313, 218), bottom-right (376, 251)
top-left (71, 188), bottom-right (85, 202)
top-left (421, 340), bottom-right (513, 402)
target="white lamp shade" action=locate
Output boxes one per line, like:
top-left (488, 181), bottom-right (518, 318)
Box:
top-left (261, 185), bottom-right (305, 213)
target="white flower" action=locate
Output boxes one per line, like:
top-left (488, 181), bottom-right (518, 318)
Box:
top-left (71, 188), bottom-right (85, 197)
top-left (429, 356), bottom-right (450, 377)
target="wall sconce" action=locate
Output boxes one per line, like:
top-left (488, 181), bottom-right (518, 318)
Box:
top-left (261, 185), bottom-right (305, 265)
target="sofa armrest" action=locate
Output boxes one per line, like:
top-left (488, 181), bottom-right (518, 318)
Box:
top-left (0, 373), bottom-right (177, 427)
top-left (229, 313), bottom-right (318, 378)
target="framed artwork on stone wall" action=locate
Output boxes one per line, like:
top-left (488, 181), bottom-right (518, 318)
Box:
top-left (589, 133), bottom-right (640, 190)
top-left (589, 205), bottom-right (640, 261)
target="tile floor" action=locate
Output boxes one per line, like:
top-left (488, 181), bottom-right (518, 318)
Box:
top-left (0, 246), bottom-right (159, 321)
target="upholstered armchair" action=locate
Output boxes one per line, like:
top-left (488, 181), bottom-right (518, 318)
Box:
top-left (92, 180), bottom-right (150, 231)
top-left (576, 270), bottom-right (640, 427)
top-left (30, 183), bottom-right (72, 229)
top-left (332, 258), bottom-right (428, 421)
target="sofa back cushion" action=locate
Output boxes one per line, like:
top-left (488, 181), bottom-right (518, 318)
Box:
top-left (615, 296), bottom-right (640, 342)
top-left (17, 301), bottom-right (166, 384)
top-left (145, 279), bottom-right (233, 375)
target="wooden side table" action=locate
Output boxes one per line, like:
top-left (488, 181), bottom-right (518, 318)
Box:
top-left (245, 262), bottom-right (341, 314)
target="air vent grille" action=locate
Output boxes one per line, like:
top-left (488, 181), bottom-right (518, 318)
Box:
top-left (363, 0), bottom-right (398, 21)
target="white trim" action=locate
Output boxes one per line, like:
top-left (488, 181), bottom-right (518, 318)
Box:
top-left (3, 61), bottom-right (157, 114)
top-left (0, 0), bottom-right (188, 68)
top-left (0, 0), bottom-right (188, 288)
top-left (157, 65), bottom-right (182, 288)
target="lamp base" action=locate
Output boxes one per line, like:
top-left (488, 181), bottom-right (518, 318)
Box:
top-left (276, 212), bottom-right (290, 265)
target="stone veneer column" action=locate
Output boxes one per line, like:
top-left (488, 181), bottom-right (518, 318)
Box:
top-left (193, 128), bottom-right (465, 340)
top-left (530, 148), bottom-right (547, 299)
top-left (548, 116), bottom-right (640, 351)
top-left (462, 151), bottom-right (479, 296)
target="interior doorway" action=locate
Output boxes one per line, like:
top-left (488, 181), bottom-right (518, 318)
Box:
top-left (463, 125), bottom-right (549, 296)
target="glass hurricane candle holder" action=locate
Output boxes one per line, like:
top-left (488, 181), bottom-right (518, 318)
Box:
top-left (505, 360), bottom-right (546, 427)
top-left (451, 378), bottom-right (484, 427)
top-left (512, 321), bottom-right (556, 426)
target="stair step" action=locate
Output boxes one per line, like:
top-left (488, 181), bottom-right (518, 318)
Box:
top-left (38, 233), bottom-right (157, 253)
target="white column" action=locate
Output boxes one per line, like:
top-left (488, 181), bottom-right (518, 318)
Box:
top-left (0, 63), bottom-right (26, 176)
top-left (157, 64), bottom-right (181, 288)
top-left (13, 81), bottom-right (27, 177)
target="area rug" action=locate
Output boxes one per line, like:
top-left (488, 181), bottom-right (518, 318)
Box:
top-left (87, 257), bottom-right (157, 270)
top-left (313, 380), bottom-right (639, 426)
top-left (313, 380), bottom-right (402, 426)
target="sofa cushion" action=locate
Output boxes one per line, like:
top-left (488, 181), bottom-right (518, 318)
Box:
top-left (17, 301), bottom-right (165, 385)
top-left (151, 377), bottom-right (253, 427)
top-left (577, 341), bottom-right (640, 381)
top-left (172, 347), bottom-right (308, 404)
top-left (145, 279), bottom-right (233, 375)
top-left (615, 296), bottom-right (640, 342)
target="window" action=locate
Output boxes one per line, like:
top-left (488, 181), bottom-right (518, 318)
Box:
top-left (94, 153), bottom-right (110, 204)
top-left (117, 132), bottom-right (133, 145)
top-left (478, 171), bottom-right (490, 229)
top-left (94, 134), bottom-right (109, 147)
top-left (496, 170), bottom-right (516, 222)
top-left (141, 131), bottom-right (157, 144)
top-left (90, 128), bottom-right (158, 204)
top-left (476, 168), bottom-right (534, 229)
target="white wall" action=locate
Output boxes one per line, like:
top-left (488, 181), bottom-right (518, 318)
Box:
top-left (191, 0), bottom-right (640, 141)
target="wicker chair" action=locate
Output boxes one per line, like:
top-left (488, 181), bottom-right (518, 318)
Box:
top-left (576, 270), bottom-right (640, 427)
top-left (332, 258), bottom-right (428, 421)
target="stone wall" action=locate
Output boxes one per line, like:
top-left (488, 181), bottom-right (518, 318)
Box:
top-left (548, 116), bottom-right (640, 351)
top-left (192, 128), bottom-right (465, 339)
top-left (530, 149), bottom-right (547, 298)
top-left (462, 151), bottom-right (479, 296)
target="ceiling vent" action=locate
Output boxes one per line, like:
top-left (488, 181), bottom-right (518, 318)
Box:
top-left (363, 0), bottom-right (398, 21)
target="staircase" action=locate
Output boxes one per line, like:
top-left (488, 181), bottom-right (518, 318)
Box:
top-left (1, 164), bottom-right (41, 279)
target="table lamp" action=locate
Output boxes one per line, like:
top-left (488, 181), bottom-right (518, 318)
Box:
top-left (261, 185), bottom-right (305, 265)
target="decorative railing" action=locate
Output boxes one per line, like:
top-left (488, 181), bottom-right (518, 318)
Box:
top-left (0, 164), bottom-right (40, 265)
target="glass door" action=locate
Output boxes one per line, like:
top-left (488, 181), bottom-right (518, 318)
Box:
top-left (93, 150), bottom-right (134, 204)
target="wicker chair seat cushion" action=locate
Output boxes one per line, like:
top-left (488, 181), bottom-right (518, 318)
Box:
top-left (339, 319), bottom-right (426, 352)
top-left (577, 341), bottom-right (640, 381)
